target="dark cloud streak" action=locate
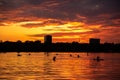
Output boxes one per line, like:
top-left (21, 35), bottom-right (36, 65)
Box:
top-left (0, 0), bottom-right (120, 43)
top-left (0, 0), bottom-right (119, 26)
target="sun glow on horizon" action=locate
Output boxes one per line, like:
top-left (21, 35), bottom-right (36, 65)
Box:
top-left (0, 20), bottom-right (95, 43)
top-left (0, 0), bottom-right (119, 43)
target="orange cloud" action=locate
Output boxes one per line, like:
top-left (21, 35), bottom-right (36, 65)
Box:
top-left (0, 0), bottom-right (119, 43)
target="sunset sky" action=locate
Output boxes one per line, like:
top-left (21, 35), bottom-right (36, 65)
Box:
top-left (0, 0), bottom-right (120, 43)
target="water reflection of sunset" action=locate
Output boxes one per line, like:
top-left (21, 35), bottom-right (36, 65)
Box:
top-left (0, 52), bottom-right (120, 80)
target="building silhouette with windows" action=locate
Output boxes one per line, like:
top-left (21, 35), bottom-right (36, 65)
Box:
top-left (44, 35), bottom-right (52, 44)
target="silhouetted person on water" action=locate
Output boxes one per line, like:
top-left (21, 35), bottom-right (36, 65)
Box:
top-left (70, 54), bottom-right (72, 57)
top-left (96, 56), bottom-right (100, 60)
top-left (93, 56), bottom-right (104, 62)
top-left (87, 52), bottom-right (89, 56)
top-left (77, 55), bottom-right (80, 58)
top-left (56, 53), bottom-right (58, 55)
top-left (44, 52), bottom-right (49, 56)
top-left (28, 53), bottom-right (31, 55)
top-left (53, 56), bottom-right (56, 61)
top-left (17, 52), bottom-right (22, 56)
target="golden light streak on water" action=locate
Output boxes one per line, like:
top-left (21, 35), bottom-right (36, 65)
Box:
top-left (0, 52), bottom-right (120, 80)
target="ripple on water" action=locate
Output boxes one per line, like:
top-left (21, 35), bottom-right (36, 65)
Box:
top-left (0, 52), bottom-right (120, 80)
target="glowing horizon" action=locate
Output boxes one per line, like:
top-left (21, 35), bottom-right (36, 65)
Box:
top-left (0, 0), bottom-right (120, 43)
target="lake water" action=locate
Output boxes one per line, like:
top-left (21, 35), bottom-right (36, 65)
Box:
top-left (0, 52), bottom-right (120, 80)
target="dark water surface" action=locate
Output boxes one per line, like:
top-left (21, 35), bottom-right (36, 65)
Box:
top-left (0, 52), bottom-right (120, 80)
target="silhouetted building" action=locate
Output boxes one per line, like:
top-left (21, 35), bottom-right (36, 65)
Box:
top-left (44, 35), bottom-right (52, 44)
top-left (89, 38), bottom-right (100, 44)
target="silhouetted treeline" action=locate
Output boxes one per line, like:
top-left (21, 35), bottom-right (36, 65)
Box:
top-left (0, 41), bottom-right (120, 52)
